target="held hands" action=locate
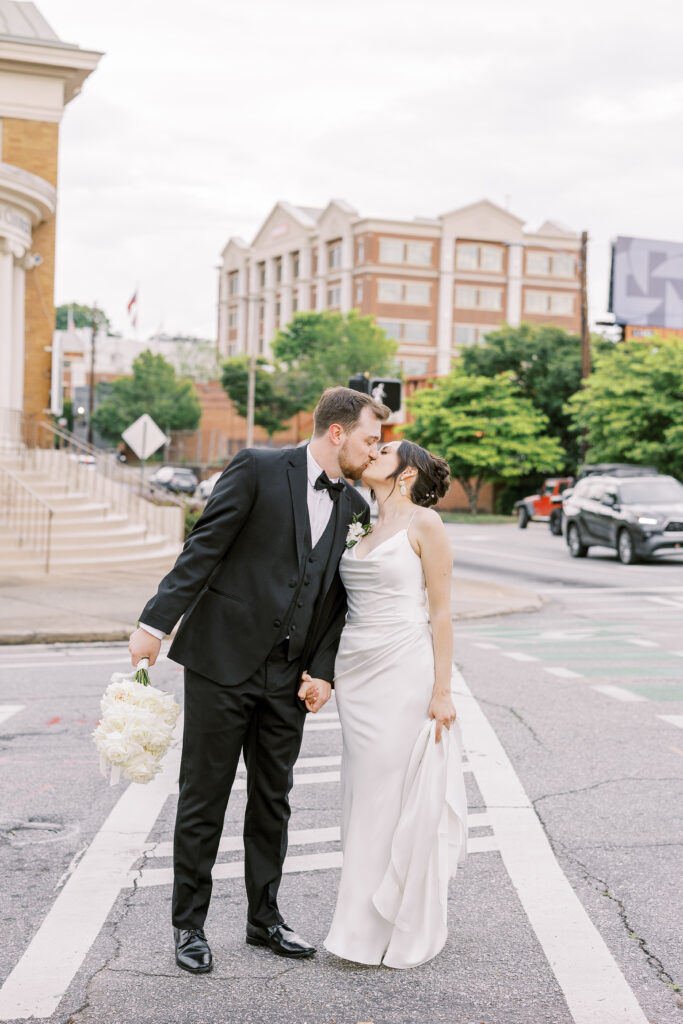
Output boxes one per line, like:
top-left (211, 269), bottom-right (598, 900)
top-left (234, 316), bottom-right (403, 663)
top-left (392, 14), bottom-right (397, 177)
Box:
top-left (429, 691), bottom-right (457, 744)
top-left (128, 627), bottom-right (162, 668)
top-left (298, 671), bottom-right (332, 714)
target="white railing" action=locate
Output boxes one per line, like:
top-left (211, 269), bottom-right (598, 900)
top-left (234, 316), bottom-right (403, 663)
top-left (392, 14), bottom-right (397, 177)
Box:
top-left (0, 465), bottom-right (54, 572)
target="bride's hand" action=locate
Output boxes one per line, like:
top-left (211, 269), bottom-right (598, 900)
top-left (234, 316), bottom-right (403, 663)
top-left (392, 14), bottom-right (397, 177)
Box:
top-left (298, 672), bottom-right (332, 714)
top-left (429, 692), bottom-right (456, 743)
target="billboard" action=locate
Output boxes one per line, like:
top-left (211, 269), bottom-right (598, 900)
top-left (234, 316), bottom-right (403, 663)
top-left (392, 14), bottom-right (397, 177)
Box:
top-left (609, 235), bottom-right (683, 328)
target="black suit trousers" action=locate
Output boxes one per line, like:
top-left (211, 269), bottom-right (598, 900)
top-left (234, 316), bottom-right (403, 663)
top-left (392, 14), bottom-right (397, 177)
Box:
top-left (172, 643), bottom-right (307, 930)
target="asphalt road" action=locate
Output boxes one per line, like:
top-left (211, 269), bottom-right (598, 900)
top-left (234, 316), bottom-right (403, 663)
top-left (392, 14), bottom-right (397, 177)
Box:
top-left (0, 524), bottom-right (681, 1024)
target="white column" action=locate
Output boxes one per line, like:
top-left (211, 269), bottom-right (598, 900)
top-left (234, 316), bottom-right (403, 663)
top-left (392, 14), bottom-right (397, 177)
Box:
top-left (299, 245), bottom-right (312, 311)
top-left (11, 256), bottom-right (26, 411)
top-left (506, 243), bottom-right (523, 326)
top-left (280, 250), bottom-right (293, 326)
top-left (340, 232), bottom-right (353, 312)
top-left (316, 243), bottom-right (326, 310)
top-left (436, 232), bottom-right (455, 375)
top-left (0, 243), bottom-right (14, 413)
top-left (263, 257), bottom-right (276, 355)
top-left (217, 271), bottom-right (229, 358)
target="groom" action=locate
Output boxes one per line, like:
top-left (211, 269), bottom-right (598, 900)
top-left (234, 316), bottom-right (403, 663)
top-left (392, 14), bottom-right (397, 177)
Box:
top-left (128, 386), bottom-right (389, 973)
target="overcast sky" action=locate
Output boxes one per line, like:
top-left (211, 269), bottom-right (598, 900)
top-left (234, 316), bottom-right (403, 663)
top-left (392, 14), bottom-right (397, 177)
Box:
top-left (41, 0), bottom-right (683, 338)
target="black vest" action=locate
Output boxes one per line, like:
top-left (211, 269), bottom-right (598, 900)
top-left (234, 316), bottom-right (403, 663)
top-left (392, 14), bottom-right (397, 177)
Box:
top-left (277, 502), bottom-right (338, 660)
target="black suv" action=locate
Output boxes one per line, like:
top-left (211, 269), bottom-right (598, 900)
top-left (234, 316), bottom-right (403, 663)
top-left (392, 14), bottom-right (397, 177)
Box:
top-left (549, 464), bottom-right (658, 535)
top-left (563, 474), bottom-right (683, 563)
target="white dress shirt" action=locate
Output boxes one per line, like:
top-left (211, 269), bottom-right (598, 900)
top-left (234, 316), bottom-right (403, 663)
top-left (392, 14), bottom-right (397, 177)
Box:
top-left (140, 446), bottom-right (339, 640)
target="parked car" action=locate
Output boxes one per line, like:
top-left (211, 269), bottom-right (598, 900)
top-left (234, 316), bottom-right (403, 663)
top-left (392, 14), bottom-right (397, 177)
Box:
top-left (515, 478), bottom-right (574, 531)
top-left (148, 465), bottom-right (199, 495)
top-left (548, 464), bottom-right (658, 536)
top-left (563, 473), bottom-right (683, 563)
top-left (197, 471), bottom-right (221, 500)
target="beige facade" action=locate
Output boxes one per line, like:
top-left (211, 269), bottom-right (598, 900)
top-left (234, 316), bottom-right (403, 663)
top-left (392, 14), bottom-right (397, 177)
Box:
top-left (0, 1), bottom-right (100, 437)
top-left (218, 198), bottom-right (582, 377)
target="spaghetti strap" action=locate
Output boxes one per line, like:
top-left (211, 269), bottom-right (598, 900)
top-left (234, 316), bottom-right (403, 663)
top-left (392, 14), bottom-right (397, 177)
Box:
top-left (406, 508), bottom-right (419, 539)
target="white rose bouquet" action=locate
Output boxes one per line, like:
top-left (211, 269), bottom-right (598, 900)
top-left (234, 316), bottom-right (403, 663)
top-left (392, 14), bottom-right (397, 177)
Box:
top-left (93, 658), bottom-right (180, 785)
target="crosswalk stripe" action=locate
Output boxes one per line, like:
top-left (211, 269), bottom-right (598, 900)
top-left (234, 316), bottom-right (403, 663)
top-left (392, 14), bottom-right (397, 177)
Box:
top-left (591, 685), bottom-right (648, 703)
top-left (544, 666), bottom-right (583, 679)
top-left (0, 705), bottom-right (24, 726)
top-left (658, 715), bottom-right (683, 730)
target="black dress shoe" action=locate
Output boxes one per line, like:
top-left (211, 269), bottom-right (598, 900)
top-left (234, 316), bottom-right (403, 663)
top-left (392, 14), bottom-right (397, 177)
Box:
top-left (173, 927), bottom-right (213, 973)
top-left (246, 921), bottom-right (316, 959)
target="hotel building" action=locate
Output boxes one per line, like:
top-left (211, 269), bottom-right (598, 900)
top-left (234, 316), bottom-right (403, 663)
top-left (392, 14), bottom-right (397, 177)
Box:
top-left (217, 197), bottom-right (582, 377)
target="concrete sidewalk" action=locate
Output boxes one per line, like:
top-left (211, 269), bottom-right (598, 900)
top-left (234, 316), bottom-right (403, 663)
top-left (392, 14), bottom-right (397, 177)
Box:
top-left (0, 562), bottom-right (541, 645)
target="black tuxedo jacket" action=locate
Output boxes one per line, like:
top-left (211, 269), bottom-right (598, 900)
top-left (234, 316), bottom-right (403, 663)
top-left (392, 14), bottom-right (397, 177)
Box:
top-left (139, 444), bottom-right (369, 686)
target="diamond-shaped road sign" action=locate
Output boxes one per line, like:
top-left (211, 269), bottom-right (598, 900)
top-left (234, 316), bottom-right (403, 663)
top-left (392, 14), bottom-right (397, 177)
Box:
top-left (121, 414), bottom-right (168, 461)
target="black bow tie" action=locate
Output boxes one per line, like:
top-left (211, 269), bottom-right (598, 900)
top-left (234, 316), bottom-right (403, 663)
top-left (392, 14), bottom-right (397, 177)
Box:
top-left (314, 471), bottom-right (344, 503)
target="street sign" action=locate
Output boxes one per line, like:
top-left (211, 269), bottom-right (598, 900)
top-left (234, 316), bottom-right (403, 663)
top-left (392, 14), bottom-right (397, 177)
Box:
top-left (121, 414), bottom-right (168, 461)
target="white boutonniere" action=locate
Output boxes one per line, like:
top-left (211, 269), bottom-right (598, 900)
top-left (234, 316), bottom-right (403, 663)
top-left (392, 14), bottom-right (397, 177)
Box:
top-left (345, 513), bottom-right (372, 549)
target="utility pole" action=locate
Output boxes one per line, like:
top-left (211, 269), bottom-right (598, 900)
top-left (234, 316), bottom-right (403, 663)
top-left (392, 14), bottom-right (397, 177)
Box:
top-left (87, 302), bottom-right (98, 446)
top-left (580, 231), bottom-right (590, 380)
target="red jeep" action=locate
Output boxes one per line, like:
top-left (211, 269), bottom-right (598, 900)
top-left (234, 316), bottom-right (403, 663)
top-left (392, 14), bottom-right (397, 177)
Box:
top-left (515, 478), bottom-right (574, 531)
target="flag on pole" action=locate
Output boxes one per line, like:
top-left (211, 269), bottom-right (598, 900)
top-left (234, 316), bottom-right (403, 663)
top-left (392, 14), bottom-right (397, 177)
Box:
top-left (127, 290), bottom-right (138, 328)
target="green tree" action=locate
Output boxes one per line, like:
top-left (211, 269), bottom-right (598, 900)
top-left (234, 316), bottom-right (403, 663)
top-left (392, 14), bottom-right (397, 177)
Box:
top-left (404, 367), bottom-right (565, 514)
top-left (271, 310), bottom-right (398, 408)
top-left (221, 357), bottom-right (302, 437)
top-left (56, 303), bottom-right (111, 332)
top-left (567, 337), bottom-right (683, 478)
top-left (92, 351), bottom-right (201, 444)
top-left (459, 323), bottom-right (609, 470)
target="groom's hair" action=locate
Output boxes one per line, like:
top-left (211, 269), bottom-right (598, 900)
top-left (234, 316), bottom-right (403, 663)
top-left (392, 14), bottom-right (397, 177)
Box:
top-left (312, 386), bottom-right (390, 437)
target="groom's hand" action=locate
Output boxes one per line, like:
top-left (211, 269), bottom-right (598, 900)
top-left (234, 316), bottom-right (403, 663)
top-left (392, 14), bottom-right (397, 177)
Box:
top-left (298, 672), bottom-right (332, 714)
top-left (129, 627), bottom-right (161, 668)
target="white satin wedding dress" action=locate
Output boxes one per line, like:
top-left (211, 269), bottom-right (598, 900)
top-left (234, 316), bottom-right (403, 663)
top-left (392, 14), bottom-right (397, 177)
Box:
top-left (324, 522), bottom-right (468, 969)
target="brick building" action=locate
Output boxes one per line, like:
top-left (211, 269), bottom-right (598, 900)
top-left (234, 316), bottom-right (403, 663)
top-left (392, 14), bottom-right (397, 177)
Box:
top-left (217, 198), bottom-right (582, 377)
top-left (0, 1), bottom-right (100, 438)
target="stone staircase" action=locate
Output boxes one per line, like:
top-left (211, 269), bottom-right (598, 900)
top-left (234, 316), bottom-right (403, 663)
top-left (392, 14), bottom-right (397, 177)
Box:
top-left (0, 453), bottom-right (183, 576)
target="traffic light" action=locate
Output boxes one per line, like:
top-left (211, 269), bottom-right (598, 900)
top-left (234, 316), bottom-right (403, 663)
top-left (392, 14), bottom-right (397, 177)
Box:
top-left (348, 376), bottom-right (402, 412)
top-left (370, 378), bottom-right (402, 413)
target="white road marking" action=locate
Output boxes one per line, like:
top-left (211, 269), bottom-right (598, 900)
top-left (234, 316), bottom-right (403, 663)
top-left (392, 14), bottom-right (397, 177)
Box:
top-left (658, 715), bottom-right (683, 730)
top-left (148, 825), bottom-right (342, 861)
top-left (646, 595), bottom-right (683, 609)
top-left (537, 586), bottom-right (683, 595)
top-left (502, 651), bottom-right (539, 663)
top-left (455, 667), bottom-right (648, 1024)
top-left (624, 638), bottom-right (659, 648)
top-left (0, 705), bottom-right (24, 726)
top-left (672, 651), bottom-right (683, 658)
top-left (591, 686), bottom-right (648, 703)
top-left (0, 718), bottom-right (184, 1021)
top-left (0, 657), bottom-right (134, 671)
top-left (170, 769), bottom-right (341, 796)
top-left (305, 721), bottom-right (342, 731)
top-left (544, 666), bottom-right (583, 679)
top-left (236, 754), bottom-right (341, 773)
top-left (472, 642), bottom-right (499, 649)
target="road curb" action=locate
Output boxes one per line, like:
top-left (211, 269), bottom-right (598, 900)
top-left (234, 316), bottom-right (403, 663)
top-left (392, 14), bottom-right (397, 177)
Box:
top-left (451, 577), bottom-right (544, 620)
top-left (0, 628), bottom-right (134, 646)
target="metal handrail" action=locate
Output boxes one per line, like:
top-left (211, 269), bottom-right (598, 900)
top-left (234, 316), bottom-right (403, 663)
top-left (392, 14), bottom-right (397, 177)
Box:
top-left (0, 464), bottom-right (54, 572)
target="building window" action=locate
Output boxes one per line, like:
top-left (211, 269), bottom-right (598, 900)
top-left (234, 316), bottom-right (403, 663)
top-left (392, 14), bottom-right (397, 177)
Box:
top-left (378, 279), bottom-right (430, 305)
top-left (524, 290), bottom-right (575, 316)
top-left (328, 242), bottom-right (342, 269)
top-left (454, 285), bottom-right (502, 311)
top-left (327, 285), bottom-right (341, 307)
top-left (401, 357), bottom-right (429, 376)
top-left (292, 292), bottom-right (299, 312)
top-left (259, 301), bottom-right (265, 323)
top-left (453, 324), bottom-right (496, 347)
top-left (455, 243), bottom-right (503, 272)
top-left (274, 257), bottom-right (282, 283)
top-left (379, 238), bottom-right (433, 266)
top-left (526, 251), bottom-right (576, 277)
top-left (355, 280), bottom-right (363, 304)
top-left (377, 319), bottom-right (430, 343)
top-left (357, 238), bottom-right (365, 263)
top-left (228, 308), bottom-right (238, 328)
top-left (228, 272), bottom-right (239, 296)
top-left (291, 251), bottom-right (300, 279)
top-left (275, 297), bottom-right (281, 319)
top-left (258, 262), bottom-right (266, 288)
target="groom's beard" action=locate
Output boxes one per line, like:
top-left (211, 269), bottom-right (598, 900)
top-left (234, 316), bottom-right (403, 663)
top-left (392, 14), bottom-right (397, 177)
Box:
top-left (338, 441), bottom-right (368, 481)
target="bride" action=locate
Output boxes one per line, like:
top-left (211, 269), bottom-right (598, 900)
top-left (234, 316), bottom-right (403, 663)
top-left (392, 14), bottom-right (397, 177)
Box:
top-left (301, 439), bottom-right (468, 970)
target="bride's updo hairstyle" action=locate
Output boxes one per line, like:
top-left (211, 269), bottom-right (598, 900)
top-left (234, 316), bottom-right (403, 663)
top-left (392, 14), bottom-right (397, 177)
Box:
top-left (387, 440), bottom-right (450, 507)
